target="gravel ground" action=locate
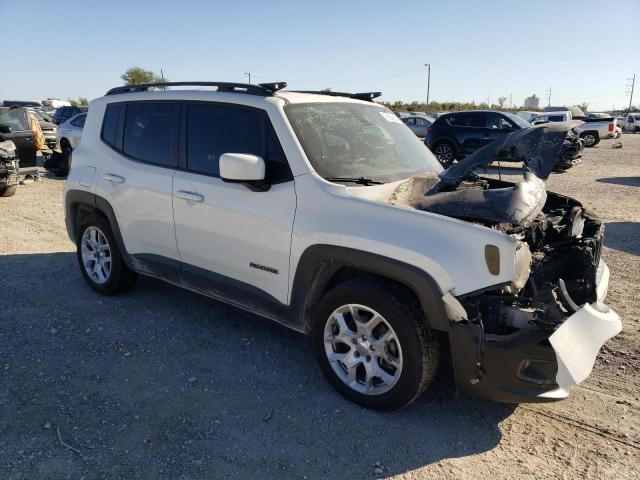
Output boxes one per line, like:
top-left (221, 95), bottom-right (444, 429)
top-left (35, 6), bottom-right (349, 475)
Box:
top-left (1, 135), bottom-right (639, 479)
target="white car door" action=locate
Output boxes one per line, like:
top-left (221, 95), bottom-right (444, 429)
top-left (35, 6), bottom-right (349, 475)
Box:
top-left (96, 102), bottom-right (181, 272)
top-left (172, 102), bottom-right (296, 304)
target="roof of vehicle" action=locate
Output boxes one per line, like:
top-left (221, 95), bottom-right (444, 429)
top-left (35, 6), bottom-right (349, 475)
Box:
top-left (101, 82), bottom-right (383, 106)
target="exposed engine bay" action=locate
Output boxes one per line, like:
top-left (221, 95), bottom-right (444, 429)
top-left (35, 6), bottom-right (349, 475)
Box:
top-left (387, 124), bottom-right (612, 399)
top-left (391, 172), bottom-right (604, 333)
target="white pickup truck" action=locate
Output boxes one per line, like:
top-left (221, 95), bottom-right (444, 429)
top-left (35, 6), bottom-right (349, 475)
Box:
top-left (572, 116), bottom-right (618, 147)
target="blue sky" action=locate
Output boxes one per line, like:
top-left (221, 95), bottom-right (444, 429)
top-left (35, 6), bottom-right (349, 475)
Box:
top-left (2, 0), bottom-right (639, 110)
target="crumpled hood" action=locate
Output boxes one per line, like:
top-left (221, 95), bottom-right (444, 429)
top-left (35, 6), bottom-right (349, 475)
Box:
top-left (433, 122), bottom-right (571, 193)
top-left (0, 139), bottom-right (17, 159)
top-left (390, 123), bottom-right (574, 227)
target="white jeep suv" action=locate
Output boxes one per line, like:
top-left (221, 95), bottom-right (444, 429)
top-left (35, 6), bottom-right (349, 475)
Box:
top-left (64, 82), bottom-right (621, 410)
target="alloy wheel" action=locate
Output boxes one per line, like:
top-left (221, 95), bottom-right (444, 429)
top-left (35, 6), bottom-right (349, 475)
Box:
top-left (582, 134), bottom-right (596, 147)
top-left (434, 144), bottom-right (454, 165)
top-left (323, 304), bottom-right (403, 395)
top-left (81, 226), bottom-right (112, 284)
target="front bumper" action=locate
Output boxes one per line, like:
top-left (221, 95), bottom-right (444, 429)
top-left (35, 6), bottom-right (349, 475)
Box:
top-left (448, 261), bottom-right (621, 403)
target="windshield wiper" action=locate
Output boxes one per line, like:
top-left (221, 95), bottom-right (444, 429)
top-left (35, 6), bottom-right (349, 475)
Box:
top-left (324, 176), bottom-right (385, 185)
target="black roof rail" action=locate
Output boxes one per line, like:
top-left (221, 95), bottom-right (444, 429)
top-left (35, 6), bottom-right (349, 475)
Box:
top-left (292, 90), bottom-right (382, 102)
top-left (105, 81), bottom-right (287, 97)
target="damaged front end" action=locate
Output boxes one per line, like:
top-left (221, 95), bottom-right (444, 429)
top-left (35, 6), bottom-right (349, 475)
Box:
top-left (0, 139), bottom-right (20, 190)
top-left (449, 196), bottom-right (620, 402)
top-left (392, 124), bottom-right (622, 402)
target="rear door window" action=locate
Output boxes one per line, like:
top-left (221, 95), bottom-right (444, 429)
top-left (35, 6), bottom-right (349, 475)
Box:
top-left (122, 102), bottom-right (179, 167)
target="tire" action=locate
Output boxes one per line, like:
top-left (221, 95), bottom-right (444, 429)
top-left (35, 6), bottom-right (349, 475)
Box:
top-left (0, 185), bottom-right (17, 197)
top-left (432, 141), bottom-right (456, 167)
top-left (76, 214), bottom-right (137, 295)
top-left (580, 131), bottom-right (599, 147)
top-left (312, 278), bottom-right (439, 411)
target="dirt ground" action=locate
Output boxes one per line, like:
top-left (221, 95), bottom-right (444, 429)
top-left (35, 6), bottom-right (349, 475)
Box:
top-left (1, 134), bottom-right (639, 480)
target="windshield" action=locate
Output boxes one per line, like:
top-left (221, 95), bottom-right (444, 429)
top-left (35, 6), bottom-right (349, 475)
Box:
top-left (284, 102), bottom-right (442, 183)
top-left (504, 112), bottom-right (534, 129)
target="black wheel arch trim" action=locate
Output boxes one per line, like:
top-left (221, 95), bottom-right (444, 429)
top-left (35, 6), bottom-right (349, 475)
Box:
top-left (65, 189), bottom-right (134, 271)
top-left (291, 245), bottom-right (450, 332)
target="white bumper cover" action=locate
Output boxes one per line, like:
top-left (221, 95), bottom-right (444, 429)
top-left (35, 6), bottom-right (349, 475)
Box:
top-left (538, 261), bottom-right (621, 400)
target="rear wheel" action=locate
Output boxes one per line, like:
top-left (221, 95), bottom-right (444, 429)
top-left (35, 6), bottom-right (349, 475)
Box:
top-left (312, 278), bottom-right (439, 411)
top-left (580, 131), bottom-right (599, 147)
top-left (432, 141), bottom-right (456, 167)
top-left (76, 215), bottom-right (137, 294)
top-left (0, 185), bottom-right (17, 197)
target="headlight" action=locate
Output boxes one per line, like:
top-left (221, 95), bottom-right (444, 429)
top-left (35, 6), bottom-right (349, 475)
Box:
top-left (512, 242), bottom-right (532, 291)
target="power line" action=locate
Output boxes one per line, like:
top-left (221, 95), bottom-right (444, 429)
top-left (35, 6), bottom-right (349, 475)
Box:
top-left (626, 74), bottom-right (636, 114)
top-left (546, 87), bottom-right (552, 106)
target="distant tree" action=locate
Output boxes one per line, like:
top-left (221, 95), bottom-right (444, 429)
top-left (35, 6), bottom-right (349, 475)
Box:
top-left (120, 67), bottom-right (166, 86)
top-left (577, 102), bottom-right (589, 113)
top-left (67, 97), bottom-right (90, 107)
top-left (321, 88), bottom-right (332, 92)
top-left (497, 96), bottom-right (507, 109)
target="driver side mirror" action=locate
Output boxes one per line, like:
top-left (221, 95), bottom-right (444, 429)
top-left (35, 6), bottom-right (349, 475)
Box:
top-left (0, 124), bottom-right (11, 134)
top-left (219, 153), bottom-right (269, 191)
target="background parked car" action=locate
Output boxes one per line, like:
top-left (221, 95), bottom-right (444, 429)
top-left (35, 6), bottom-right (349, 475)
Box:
top-left (572, 116), bottom-right (617, 147)
top-left (425, 110), bottom-right (532, 166)
top-left (2, 100), bottom-right (42, 108)
top-left (531, 111), bottom-right (572, 124)
top-left (515, 111), bottom-right (539, 123)
top-left (56, 112), bottom-right (86, 152)
top-left (401, 115), bottom-right (433, 138)
top-left (623, 112), bottom-right (640, 132)
top-left (0, 106), bottom-right (42, 168)
top-left (52, 105), bottom-right (88, 125)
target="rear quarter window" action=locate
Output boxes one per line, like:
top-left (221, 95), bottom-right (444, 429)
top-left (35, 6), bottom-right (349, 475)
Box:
top-left (101, 104), bottom-right (122, 148)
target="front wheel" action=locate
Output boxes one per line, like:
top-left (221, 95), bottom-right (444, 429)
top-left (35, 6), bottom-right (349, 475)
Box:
top-left (312, 279), bottom-right (439, 411)
top-left (0, 185), bottom-right (17, 197)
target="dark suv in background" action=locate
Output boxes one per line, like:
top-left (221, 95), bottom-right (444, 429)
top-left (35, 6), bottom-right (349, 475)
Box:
top-left (52, 106), bottom-right (88, 125)
top-left (425, 110), bottom-right (533, 166)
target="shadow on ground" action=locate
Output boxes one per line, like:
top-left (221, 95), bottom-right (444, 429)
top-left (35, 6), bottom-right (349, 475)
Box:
top-left (596, 177), bottom-right (640, 188)
top-left (604, 222), bottom-right (640, 256)
top-left (0, 253), bottom-right (512, 480)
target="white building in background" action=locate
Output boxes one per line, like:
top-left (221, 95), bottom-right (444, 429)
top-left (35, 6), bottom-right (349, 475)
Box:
top-left (524, 94), bottom-right (540, 109)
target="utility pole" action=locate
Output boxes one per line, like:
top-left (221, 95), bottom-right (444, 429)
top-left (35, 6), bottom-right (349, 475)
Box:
top-left (546, 87), bottom-right (552, 107)
top-left (244, 72), bottom-right (251, 84)
top-left (626, 74), bottom-right (636, 115)
top-left (160, 69), bottom-right (166, 90)
top-left (509, 92), bottom-right (513, 109)
top-left (425, 63), bottom-right (431, 115)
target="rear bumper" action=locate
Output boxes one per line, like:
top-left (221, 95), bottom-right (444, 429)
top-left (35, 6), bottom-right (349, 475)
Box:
top-left (448, 261), bottom-right (621, 403)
